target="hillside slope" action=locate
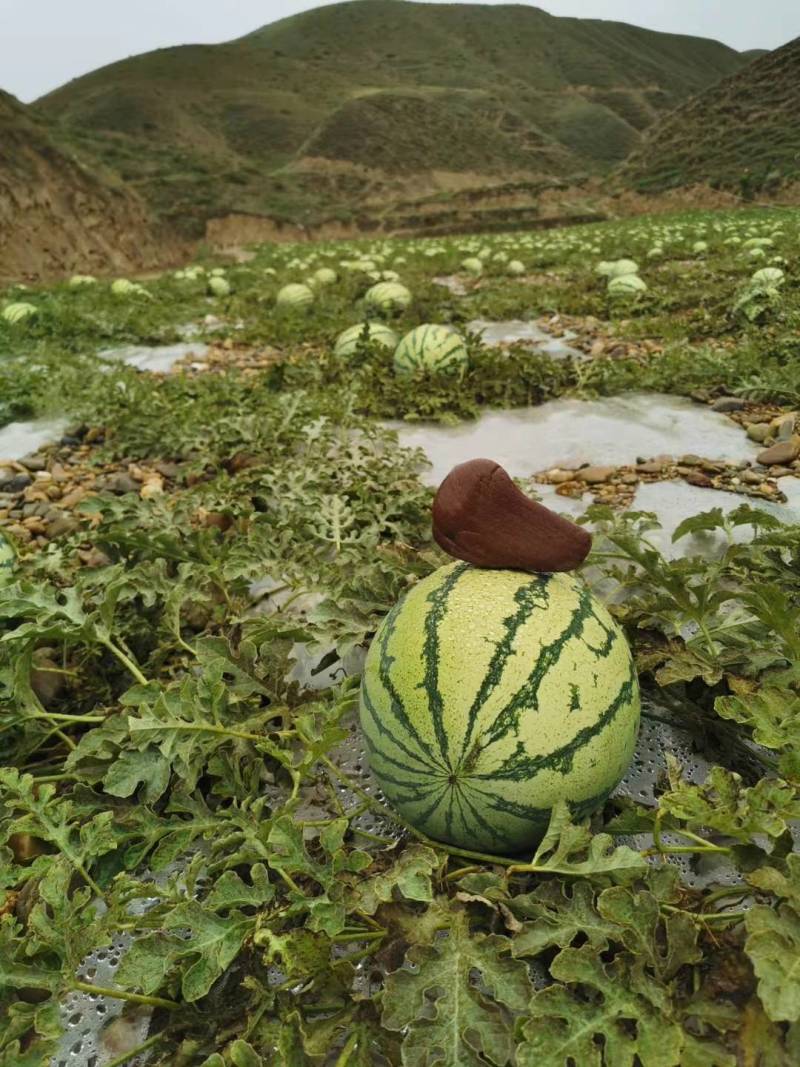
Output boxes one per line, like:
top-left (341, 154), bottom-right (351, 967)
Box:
top-left (0, 91), bottom-right (177, 284)
top-left (620, 37), bottom-right (800, 195)
top-left (37, 0), bottom-right (752, 235)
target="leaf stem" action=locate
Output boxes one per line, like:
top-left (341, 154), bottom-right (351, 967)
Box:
top-left (100, 637), bottom-right (149, 686)
top-left (103, 1034), bottom-right (164, 1067)
top-left (71, 980), bottom-right (180, 1010)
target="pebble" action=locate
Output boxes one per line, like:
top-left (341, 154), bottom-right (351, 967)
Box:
top-left (776, 415), bottom-right (796, 442)
top-left (0, 474), bottom-right (32, 493)
top-left (746, 423), bottom-right (772, 443)
top-left (742, 469), bottom-right (764, 485)
top-left (19, 454), bottom-right (47, 472)
top-left (636, 460), bottom-right (666, 474)
top-left (711, 397), bottom-right (746, 412)
top-left (687, 471), bottom-right (714, 488)
top-left (756, 439), bottom-right (800, 466)
top-left (546, 469), bottom-right (577, 484)
top-left (46, 515), bottom-right (79, 538)
top-left (576, 466), bottom-right (616, 484)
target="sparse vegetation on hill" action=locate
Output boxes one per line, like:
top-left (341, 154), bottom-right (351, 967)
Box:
top-left (35, 0), bottom-right (752, 235)
top-left (620, 37), bottom-right (800, 197)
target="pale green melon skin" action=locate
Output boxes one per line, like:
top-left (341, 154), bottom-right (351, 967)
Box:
top-left (364, 282), bottom-right (412, 316)
top-left (276, 283), bottom-right (314, 310)
top-left (359, 562), bottom-right (640, 854)
top-left (334, 322), bottom-right (398, 358)
top-left (393, 324), bottom-right (468, 375)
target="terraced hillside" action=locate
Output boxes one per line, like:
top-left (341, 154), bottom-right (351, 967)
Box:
top-left (0, 91), bottom-right (175, 284)
top-left (36, 0), bottom-right (752, 235)
top-left (620, 37), bottom-right (800, 196)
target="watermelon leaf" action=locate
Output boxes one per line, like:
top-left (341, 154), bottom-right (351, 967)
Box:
top-left (745, 855), bottom-right (800, 1021)
top-left (508, 800), bottom-right (648, 882)
top-left (382, 902), bottom-right (533, 1067)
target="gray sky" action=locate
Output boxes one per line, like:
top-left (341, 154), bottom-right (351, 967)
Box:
top-left (2, 0), bottom-right (797, 103)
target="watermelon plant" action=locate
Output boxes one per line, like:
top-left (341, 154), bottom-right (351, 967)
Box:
top-left (2, 206), bottom-right (800, 1065)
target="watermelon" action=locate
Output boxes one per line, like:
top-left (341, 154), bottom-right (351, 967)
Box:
top-left (608, 274), bottom-right (647, 297)
top-left (461, 257), bottom-right (483, 276)
top-left (276, 283), bottom-right (314, 310)
top-left (359, 563), bottom-right (640, 853)
top-left (334, 322), bottom-right (398, 358)
top-left (207, 276), bottom-right (231, 297)
top-left (313, 267), bottom-right (338, 287)
top-left (69, 274), bottom-right (97, 288)
top-left (2, 302), bottom-right (37, 325)
top-left (507, 260), bottom-right (526, 276)
top-left (0, 530), bottom-right (16, 584)
top-left (111, 279), bottom-right (137, 296)
top-left (393, 324), bottom-right (468, 376)
top-left (364, 282), bottom-right (412, 316)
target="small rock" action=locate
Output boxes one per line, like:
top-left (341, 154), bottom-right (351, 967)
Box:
top-left (84, 427), bottom-right (105, 444)
top-left (0, 474), bottom-right (32, 493)
top-left (678, 454), bottom-right (703, 466)
top-left (109, 472), bottom-right (140, 494)
top-left (711, 397), bottom-right (745, 412)
top-left (620, 473), bottom-right (639, 486)
top-left (636, 461), bottom-right (665, 474)
top-left (60, 488), bottom-right (87, 510)
top-left (771, 467), bottom-right (795, 479)
top-left (742, 469), bottom-right (764, 485)
top-left (19, 454), bottom-right (47, 472)
top-left (756, 439), bottom-right (800, 466)
top-left (546, 469), bottom-right (576, 484)
top-left (140, 479), bottom-right (164, 499)
top-left (746, 423), bottom-right (772, 443)
top-left (153, 461), bottom-right (180, 479)
top-left (687, 471), bottom-right (713, 488)
top-left (59, 435), bottom-right (81, 447)
top-left (776, 415), bottom-right (796, 442)
top-left (46, 515), bottom-right (80, 538)
top-left (576, 466), bottom-right (616, 485)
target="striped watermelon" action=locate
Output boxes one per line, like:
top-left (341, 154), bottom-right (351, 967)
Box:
top-left (393, 324), bottom-right (468, 376)
top-left (2, 302), bottom-right (37, 325)
top-left (334, 322), bottom-right (398, 358)
top-left (276, 283), bottom-right (314, 310)
top-left (359, 563), bottom-right (639, 853)
top-left (0, 530), bottom-right (16, 584)
top-left (364, 282), bottom-right (412, 316)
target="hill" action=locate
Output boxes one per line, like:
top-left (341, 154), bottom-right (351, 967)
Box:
top-left (620, 37), bottom-right (800, 196)
top-left (0, 90), bottom-right (177, 284)
top-left (36, 0), bottom-right (753, 236)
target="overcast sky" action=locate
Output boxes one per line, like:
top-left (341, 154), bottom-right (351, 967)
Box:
top-left (2, 0), bottom-right (797, 103)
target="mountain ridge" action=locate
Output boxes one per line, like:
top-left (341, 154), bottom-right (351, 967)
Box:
top-left (619, 36), bottom-right (800, 196)
top-left (35, 0), bottom-right (755, 235)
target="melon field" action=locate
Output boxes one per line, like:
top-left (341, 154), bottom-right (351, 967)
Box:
top-left (3, 208), bottom-right (800, 1065)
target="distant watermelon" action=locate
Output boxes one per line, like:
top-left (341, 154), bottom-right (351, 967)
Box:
top-left (334, 322), bottom-right (398, 358)
top-left (364, 282), bottom-right (412, 316)
top-left (507, 260), bottom-right (526, 276)
top-left (360, 563), bottom-right (640, 853)
top-left (461, 257), bottom-right (483, 276)
top-left (2, 302), bottom-right (37, 325)
top-left (69, 275), bottom-right (97, 289)
top-left (276, 283), bottom-right (314, 310)
top-left (0, 530), bottom-right (16, 584)
top-left (111, 279), bottom-right (137, 296)
top-left (207, 276), bottom-right (231, 297)
top-left (608, 274), bottom-right (647, 297)
top-left (313, 267), bottom-right (338, 287)
top-left (393, 324), bottom-right (468, 375)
